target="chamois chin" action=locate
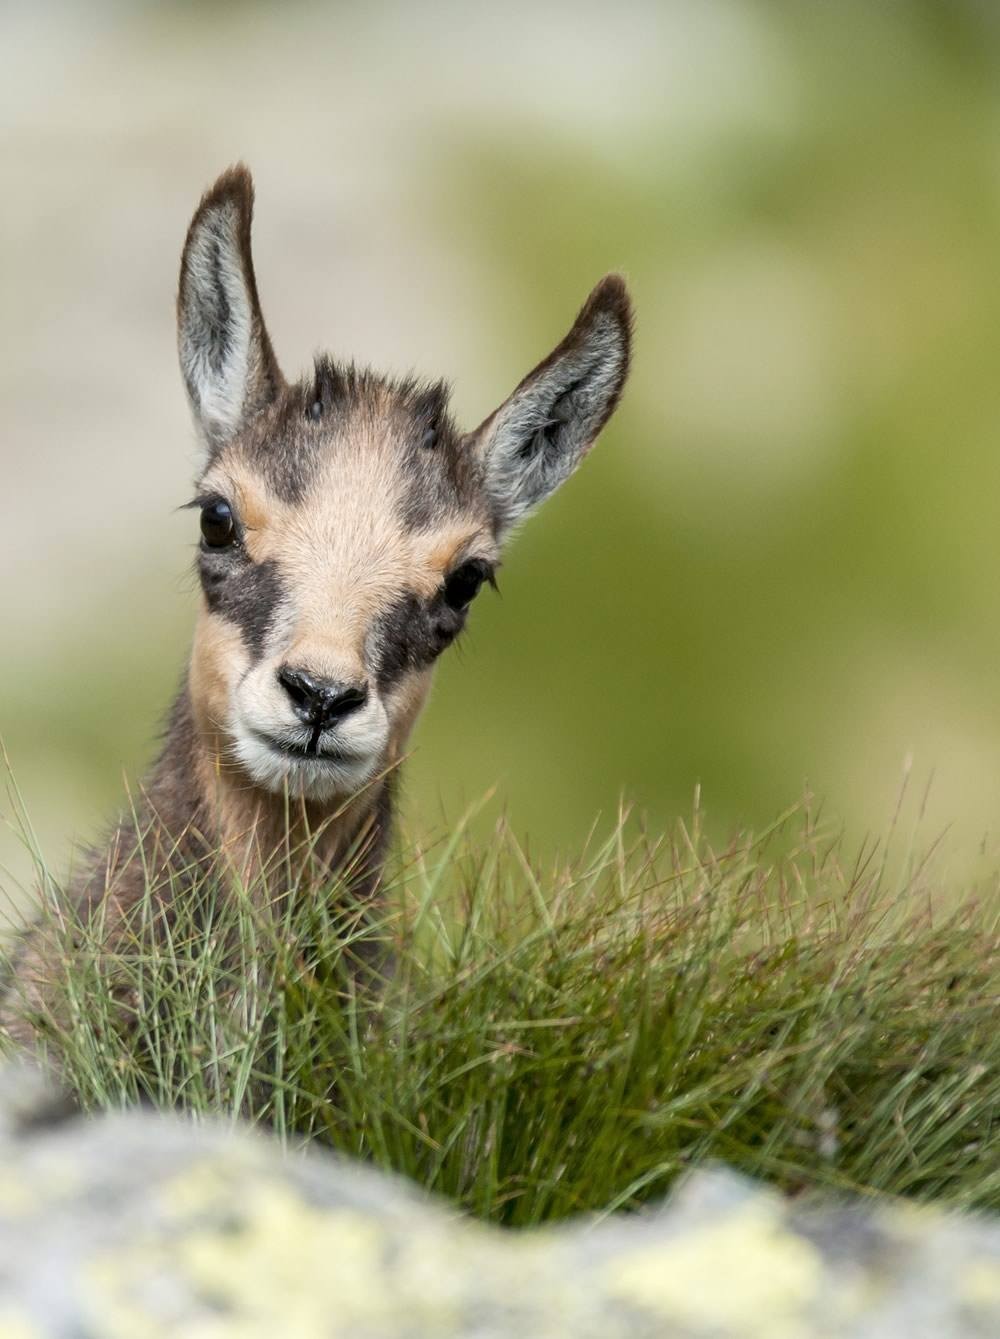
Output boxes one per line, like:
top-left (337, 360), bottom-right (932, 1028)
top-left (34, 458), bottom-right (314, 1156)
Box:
top-left (2, 164), bottom-right (632, 1051)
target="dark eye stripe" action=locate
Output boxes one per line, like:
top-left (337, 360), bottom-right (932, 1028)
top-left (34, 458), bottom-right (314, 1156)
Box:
top-left (370, 592), bottom-right (467, 689)
top-left (199, 553), bottom-right (286, 658)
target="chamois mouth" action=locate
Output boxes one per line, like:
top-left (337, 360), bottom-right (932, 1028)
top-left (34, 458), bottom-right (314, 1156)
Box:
top-left (250, 729), bottom-right (364, 766)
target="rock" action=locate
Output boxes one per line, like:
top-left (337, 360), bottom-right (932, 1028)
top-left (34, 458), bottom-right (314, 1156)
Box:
top-left (0, 1067), bottom-right (995, 1337)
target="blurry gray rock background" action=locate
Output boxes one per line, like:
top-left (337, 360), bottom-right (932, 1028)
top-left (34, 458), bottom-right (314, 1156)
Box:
top-left (0, 1065), bottom-right (995, 1339)
top-left (0, 1066), bottom-right (996, 1337)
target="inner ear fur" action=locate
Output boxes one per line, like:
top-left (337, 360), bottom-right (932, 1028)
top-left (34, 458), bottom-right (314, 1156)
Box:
top-left (177, 164), bottom-right (285, 456)
top-left (470, 274), bottom-right (632, 535)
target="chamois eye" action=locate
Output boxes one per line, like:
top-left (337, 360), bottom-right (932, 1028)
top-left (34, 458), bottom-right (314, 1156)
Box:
top-left (443, 560), bottom-right (489, 610)
top-left (200, 500), bottom-right (236, 548)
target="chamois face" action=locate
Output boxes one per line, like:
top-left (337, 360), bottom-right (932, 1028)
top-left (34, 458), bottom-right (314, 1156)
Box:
top-left (189, 371), bottom-right (498, 799)
top-left (177, 167), bottom-right (631, 802)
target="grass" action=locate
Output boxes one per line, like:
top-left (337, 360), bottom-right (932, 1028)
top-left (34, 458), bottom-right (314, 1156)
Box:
top-left (1, 789), bottom-right (998, 1228)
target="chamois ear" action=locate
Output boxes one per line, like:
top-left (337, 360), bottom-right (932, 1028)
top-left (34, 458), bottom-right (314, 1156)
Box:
top-left (177, 165), bottom-right (284, 457)
top-left (470, 275), bottom-right (632, 536)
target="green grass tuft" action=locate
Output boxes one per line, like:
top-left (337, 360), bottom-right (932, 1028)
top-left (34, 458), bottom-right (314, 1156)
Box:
top-left (2, 799), bottom-right (998, 1227)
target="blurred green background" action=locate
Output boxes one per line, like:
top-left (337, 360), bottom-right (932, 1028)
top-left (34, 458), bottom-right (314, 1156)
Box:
top-left (3, 0), bottom-right (1000, 898)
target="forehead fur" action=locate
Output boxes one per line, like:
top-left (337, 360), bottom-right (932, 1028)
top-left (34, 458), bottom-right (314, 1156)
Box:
top-left (201, 357), bottom-right (488, 534)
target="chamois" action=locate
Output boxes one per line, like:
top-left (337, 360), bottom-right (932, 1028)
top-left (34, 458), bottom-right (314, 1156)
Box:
top-left (2, 165), bottom-right (632, 1051)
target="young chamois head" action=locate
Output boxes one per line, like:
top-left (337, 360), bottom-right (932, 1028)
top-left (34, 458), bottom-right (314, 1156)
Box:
top-left (178, 166), bottom-right (631, 804)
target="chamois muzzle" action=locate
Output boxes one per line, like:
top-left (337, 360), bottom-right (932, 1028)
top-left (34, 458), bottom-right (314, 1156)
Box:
top-left (276, 667), bottom-right (369, 730)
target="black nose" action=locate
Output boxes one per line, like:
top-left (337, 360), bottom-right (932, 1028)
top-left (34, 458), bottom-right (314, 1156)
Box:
top-left (277, 666), bottom-right (368, 729)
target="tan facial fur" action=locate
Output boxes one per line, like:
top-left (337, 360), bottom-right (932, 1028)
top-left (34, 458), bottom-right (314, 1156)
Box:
top-left (190, 412), bottom-right (497, 806)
